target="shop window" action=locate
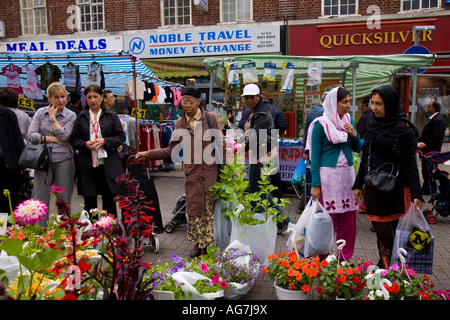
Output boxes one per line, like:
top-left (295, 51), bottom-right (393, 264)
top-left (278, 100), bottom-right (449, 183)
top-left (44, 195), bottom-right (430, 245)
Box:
top-left (322, 0), bottom-right (358, 17)
top-left (76, 0), bottom-right (104, 32)
top-left (161, 0), bottom-right (191, 26)
top-left (221, 0), bottom-right (252, 23)
top-left (401, 0), bottom-right (440, 11)
top-left (20, 0), bottom-right (47, 35)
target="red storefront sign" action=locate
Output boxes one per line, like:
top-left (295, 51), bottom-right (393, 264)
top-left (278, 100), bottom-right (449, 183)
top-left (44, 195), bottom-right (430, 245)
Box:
top-left (289, 17), bottom-right (450, 56)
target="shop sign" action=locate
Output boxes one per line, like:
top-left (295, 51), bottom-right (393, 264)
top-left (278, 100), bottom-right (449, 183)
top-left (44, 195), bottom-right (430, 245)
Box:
top-left (289, 17), bottom-right (450, 56)
top-left (124, 26), bottom-right (280, 58)
top-left (0, 36), bottom-right (123, 53)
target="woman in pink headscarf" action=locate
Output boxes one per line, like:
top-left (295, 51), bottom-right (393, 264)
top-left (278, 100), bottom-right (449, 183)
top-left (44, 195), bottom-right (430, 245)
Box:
top-left (304, 86), bottom-right (363, 259)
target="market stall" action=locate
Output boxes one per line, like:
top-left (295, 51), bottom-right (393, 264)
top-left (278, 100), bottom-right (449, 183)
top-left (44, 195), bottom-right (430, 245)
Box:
top-left (204, 54), bottom-right (435, 180)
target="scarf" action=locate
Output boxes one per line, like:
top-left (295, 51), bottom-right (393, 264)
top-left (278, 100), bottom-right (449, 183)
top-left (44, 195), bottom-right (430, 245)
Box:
top-left (305, 86), bottom-right (351, 153)
top-left (89, 108), bottom-right (108, 167)
top-left (362, 85), bottom-right (418, 151)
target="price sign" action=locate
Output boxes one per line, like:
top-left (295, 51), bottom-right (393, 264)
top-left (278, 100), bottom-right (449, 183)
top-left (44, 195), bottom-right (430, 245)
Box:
top-left (132, 108), bottom-right (147, 119)
top-left (18, 96), bottom-right (34, 110)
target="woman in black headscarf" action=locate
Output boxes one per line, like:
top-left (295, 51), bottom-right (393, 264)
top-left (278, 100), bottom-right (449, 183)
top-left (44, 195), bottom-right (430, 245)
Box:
top-left (353, 85), bottom-right (423, 268)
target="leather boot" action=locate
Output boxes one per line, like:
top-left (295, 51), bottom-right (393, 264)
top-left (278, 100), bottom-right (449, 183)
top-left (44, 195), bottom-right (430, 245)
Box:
top-left (190, 243), bottom-right (201, 258)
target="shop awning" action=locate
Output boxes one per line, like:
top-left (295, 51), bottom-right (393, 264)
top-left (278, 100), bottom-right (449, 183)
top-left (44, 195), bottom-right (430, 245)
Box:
top-left (0, 50), bottom-right (160, 96)
top-left (204, 54), bottom-right (436, 99)
top-left (141, 57), bottom-right (209, 78)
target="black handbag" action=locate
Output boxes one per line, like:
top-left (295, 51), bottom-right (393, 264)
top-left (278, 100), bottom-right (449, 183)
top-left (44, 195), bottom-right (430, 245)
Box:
top-left (18, 135), bottom-right (51, 172)
top-left (364, 141), bottom-right (398, 193)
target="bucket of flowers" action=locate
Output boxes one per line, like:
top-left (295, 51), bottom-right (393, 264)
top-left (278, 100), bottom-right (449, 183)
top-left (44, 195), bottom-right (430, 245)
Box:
top-left (314, 240), bottom-right (376, 300)
top-left (263, 250), bottom-right (322, 300)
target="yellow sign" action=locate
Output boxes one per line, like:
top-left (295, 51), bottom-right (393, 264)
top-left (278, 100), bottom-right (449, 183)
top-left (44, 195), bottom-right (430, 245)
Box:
top-left (18, 96), bottom-right (34, 110)
top-left (132, 108), bottom-right (147, 119)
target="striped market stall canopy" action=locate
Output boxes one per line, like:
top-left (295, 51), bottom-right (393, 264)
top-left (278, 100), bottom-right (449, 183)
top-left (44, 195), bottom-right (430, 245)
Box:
top-left (0, 50), bottom-right (160, 96)
top-left (204, 54), bottom-right (436, 100)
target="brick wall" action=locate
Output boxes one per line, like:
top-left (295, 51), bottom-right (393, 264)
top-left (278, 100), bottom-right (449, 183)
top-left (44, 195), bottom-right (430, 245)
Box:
top-left (0, 0), bottom-right (448, 38)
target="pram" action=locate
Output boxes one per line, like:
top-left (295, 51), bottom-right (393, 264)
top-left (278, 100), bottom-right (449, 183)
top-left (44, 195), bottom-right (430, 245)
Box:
top-left (164, 194), bottom-right (188, 233)
top-left (418, 150), bottom-right (450, 224)
top-left (125, 155), bottom-right (164, 252)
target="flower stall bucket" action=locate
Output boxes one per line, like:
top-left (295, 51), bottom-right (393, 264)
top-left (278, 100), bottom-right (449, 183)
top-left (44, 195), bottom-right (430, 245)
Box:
top-left (0, 213), bottom-right (8, 236)
top-left (275, 285), bottom-right (312, 300)
top-left (229, 215), bottom-right (276, 265)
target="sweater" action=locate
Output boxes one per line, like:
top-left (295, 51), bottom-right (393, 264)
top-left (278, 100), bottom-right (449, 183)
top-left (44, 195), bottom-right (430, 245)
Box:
top-left (310, 116), bottom-right (363, 186)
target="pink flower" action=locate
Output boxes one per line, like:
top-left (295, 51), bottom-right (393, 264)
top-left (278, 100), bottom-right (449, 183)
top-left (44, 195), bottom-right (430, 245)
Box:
top-left (13, 199), bottom-right (47, 226)
top-left (211, 274), bottom-right (220, 284)
top-left (93, 215), bottom-right (115, 231)
top-left (50, 185), bottom-right (64, 195)
top-left (201, 263), bottom-right (208, 274)
top-left (220, 281), bottom-right (228, 289)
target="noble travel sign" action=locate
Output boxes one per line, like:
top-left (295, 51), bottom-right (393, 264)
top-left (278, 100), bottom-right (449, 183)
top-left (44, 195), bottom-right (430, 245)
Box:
top-left (125, 26), bottom-right (280, 58)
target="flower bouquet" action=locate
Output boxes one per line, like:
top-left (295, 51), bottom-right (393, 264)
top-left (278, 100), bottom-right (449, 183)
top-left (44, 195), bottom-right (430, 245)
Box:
top-left (263, 250), bottom-right (321, 300)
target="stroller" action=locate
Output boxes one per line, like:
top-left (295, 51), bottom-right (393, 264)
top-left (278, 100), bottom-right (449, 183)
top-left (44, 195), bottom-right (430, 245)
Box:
top-left (418, 150), bottom-right (450, 224)
top-left (164, 194), bottom-right (188, 233)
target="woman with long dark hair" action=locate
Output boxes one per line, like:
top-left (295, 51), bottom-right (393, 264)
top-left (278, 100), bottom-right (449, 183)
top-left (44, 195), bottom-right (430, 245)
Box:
top-left (70, 85), bottom-right (125, 216)
top-left (305, 86), bottom-right (363, 260)
top-left (353, 85), bottom-right (423, 268)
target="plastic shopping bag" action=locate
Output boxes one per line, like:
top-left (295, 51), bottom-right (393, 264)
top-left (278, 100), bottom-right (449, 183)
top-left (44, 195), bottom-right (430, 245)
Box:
top-left (214, 199), bottom-right (234, 249)
top-left (391, 205), bottom-right (434, 274)
top-left (229, 210), bottom-right (277, 265)
top-left (291, 158), bottom-right (307, 187)
top-left (286, 198), bottom-right (316, 255)
top-left (304, 201), bottom-right (334, 257)
top-left (171, 272), bottom-right (224, 300)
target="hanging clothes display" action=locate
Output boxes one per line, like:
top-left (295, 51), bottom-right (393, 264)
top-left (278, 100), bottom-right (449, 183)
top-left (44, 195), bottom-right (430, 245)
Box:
top-left (172, 87), bottom-right (181, 105)
top-left (118, 114), bottom-right (137, 151)
top-left (139, 121), bottom-right (163, 170)
top-left (63, 62), bottom-right (81, 93)
top-left (124, 79), bottom-right (145, 101)
top-left (164, 86), bottom-right (174, 104)
top-left (85, 62), bottom-right (105, 88)
top-left (35, 62), bottom-right (62, 91)
top-left (2, 63), bottom-right (23, 96)
top-left (23, 63), bottom-right (43, 100)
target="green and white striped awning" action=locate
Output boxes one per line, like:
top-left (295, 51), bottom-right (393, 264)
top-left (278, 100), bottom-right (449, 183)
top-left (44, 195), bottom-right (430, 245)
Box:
top-left (204, 54), bottom-right (435, 99)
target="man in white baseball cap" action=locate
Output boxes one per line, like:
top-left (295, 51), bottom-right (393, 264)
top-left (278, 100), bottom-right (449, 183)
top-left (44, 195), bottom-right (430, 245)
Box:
top-left (241, 83), bottom-right (260, 96)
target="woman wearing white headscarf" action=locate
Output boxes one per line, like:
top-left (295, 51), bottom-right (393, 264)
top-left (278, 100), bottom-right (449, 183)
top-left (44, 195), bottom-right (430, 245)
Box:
top-left (305, 86), bottom-right (363, 259)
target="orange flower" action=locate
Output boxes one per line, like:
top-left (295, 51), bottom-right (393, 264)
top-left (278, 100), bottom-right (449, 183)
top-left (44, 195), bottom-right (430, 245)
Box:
top-left (293, 261), bottom-right (301, 270)
top-left (339, 275), bottom-right (347, 282)
top-left (346, 268), bottom-right (353, 276)
top-left (321, 260), bottom-right (328, 267)
top-left (301, 284), bottom-right (310, 293)
top-left (289, 282), bottom-right (296, 290)
top-left (337, 268), bottom-right (345, 276)
top-left (262, 267), bottom-right (268, 273)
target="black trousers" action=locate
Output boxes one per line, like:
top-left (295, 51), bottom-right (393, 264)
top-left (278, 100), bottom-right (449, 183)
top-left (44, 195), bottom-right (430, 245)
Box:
top-left (0, 157), bottom-right (20, 214)
top-left (83, 165), bottom-right (117, 217)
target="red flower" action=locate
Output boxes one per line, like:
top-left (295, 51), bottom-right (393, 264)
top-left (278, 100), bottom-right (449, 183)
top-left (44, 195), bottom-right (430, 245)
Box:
top-left (61, 292), bottom-right (78, 300)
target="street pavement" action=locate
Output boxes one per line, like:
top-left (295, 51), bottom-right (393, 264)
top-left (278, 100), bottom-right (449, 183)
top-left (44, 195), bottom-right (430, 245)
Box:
top-left (70, 165), bottom-right (450, 300)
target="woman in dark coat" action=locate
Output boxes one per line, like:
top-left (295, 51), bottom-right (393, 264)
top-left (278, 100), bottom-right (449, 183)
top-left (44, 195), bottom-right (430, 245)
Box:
top-left (353, 85), bottom-right (423, 268)
top-left (135, 87), bottom-right (225, 257)
top-left (70, 85), bottom-right (125, 217)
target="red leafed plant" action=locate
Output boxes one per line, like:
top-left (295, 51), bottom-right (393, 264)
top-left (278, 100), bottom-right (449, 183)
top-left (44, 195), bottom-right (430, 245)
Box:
top-left (78, 173), bottom-right (158, 300)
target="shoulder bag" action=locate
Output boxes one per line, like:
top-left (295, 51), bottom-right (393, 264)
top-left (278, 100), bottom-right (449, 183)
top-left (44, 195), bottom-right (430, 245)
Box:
top-left (18, 134), bottom-right (51, 172)
top-left (364, 140), bottom-right (398, 193)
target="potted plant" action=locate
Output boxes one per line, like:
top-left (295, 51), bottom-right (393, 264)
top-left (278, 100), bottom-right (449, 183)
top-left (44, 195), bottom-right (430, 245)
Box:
top-left (365, 263), bottom-right (436, 300)
top-left (262, 250), bottom-right (322, 300)
top-left (209, 140), bottom-right (289, 263)
top-left (315, 255), bottom-right (375, 300)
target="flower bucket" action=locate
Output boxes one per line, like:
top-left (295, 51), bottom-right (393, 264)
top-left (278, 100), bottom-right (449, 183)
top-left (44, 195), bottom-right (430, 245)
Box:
top-left (152, 290), bottom-right (175, 300)
top-left (229, 215), bottom-right (276, 265)
top-left (274, 284), bottom-right (312, 300)
top-left (0, 213), bottom-right (8, 236)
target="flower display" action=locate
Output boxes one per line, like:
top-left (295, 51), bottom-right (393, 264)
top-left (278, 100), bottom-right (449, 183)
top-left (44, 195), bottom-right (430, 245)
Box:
top-left (315, 255), bottom-right (375, 300)
top-left (13, 198), bottom-right (48, 226)
top-left (365, 264), bottom-right (436, 300)
top-left (50, 185), bottom-right (64, 195)
top-left (263, 251), bottom-right (321, 293)
top-left (92, 214), bottom-right (115, 232)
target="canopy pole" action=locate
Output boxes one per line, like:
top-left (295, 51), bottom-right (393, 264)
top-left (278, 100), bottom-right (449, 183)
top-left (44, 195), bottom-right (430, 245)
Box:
top-left (351, 63), bottom-right (358, 119)
top-left (132, 55), bottom-right (140, 152)
top-left (410, 68), bottom-right (418, 126)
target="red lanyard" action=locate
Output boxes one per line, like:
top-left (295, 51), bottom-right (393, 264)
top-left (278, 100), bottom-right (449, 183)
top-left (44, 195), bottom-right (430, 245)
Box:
top-left (89, 113), bottom-right (100, 139)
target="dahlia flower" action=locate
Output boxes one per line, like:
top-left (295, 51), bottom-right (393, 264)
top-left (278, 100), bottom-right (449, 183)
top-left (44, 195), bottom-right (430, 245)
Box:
top-left (13, 199), bottom-right (47, 226)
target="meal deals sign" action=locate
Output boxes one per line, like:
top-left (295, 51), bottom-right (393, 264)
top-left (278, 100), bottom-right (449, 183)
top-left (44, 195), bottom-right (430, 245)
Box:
top-left (0, 36), bottom-right (123, 53)
top-left (124, 26), bottom-right (280, 58)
